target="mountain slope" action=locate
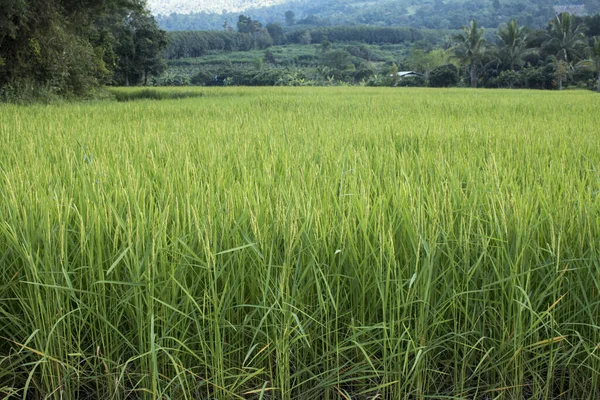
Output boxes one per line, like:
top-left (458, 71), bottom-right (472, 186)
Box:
top-left (148, 0), bottom-right (290, 15)
top-left (154, 0), bottom-right (597, 31)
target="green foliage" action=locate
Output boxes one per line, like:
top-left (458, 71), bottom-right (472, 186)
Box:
top-left (237, 14), bottom-right (262, 34)
top-left (497, 69), bottom-right (521, 88)
top-left (554, 58), bottom-right (571, 90)
top-left (497, 19), bottom-right (536, 69)
top-left (405, 48), bottom-right (451, 75)
top-left (109, 87), bottom-right (203, 101)
top-left (155, 0), bottom-right (564, 31)
top-left (322, 50), bottom-right (355, 72)
top-left (395, 75), bottom-right (426, 87)
top-left (164, 31), bottom-right (255, 59)
top-left (266, 23), bottom-right (285, 45)
top-left (453, 20), bottom-right (487, 88)
top-left (429, 64), bottom-right (459, 87)
top-left (592, 37), bottom-right (600, 91)
top-left (545, 13), bottom-right (588, 63)
top-left (0, 0), bottom-right (166, 100)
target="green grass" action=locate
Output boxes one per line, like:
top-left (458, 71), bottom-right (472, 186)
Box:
top-left (108, 88), bottom-right (205, 102)
top-left (1, 87), bottom-right (600, 399)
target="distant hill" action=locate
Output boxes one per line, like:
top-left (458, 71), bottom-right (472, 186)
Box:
top-left (147, 0), bottom-right (291, 15)
top-left (154, 0), bottom-right (598, 31)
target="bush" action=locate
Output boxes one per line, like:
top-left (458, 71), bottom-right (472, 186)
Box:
top-left (251, 69), bottom-right (286, 86)
top-left (191, 70), bottom-right (215, 86)
top-left (429, 64), bottom-right (459, 87)
top-left (497, 70), bottom-right (521, 88)
top-left (520, 64), bottom-right (554, 90)
top-left (396, 76), bottom-right (426, 87)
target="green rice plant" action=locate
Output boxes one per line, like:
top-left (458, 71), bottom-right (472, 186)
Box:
top-left (0, 87), bottom-right (599, 399)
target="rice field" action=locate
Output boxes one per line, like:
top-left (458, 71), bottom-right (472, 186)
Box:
top-left (1, 87), bottom-right (599, 399)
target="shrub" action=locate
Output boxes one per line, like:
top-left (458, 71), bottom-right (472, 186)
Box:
top-left (429, 64), bottom-right (459, 87)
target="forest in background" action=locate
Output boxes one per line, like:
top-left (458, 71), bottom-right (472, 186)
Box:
top-left (155, 13), bottom-right (600, 91)
top-left (155, 0), bottom-right (600, 31)
top-left (2, 1), bottom-right (600, 101)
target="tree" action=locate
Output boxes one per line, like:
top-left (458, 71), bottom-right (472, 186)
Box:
top-left (0, 0), bottom-right (164, 99)
top-left (545, 13), bottom-right (587, 64)
top-left (405, 48), bottom-right (450, 77)
top-left (554, 58), bottom-right (570, 90)
top-left (266, 23), bottom-right (285, 45)
top-left (113, 10), bottom-right (168, 86)
top-left (285, 11), bottom-right (296, 26)
top-left (578, 37), bottom-right (600, 92)
top-left (321, 39), bottom-right (332, 53)
top-left (237, 15), bottom-right (262, 34)
top-left (429, 64), bottom-right (459, 87)
top-left (254, 29), bottom-right (274, 50)
top-left (299, 30), bottom-right (312, 45)
top-left (592, 37), bottom-right (600, 92)
top-left (453, 20), bottom-right (487, 88)
top-left (497, 19), bottom-right (535, 70)
top-left (388, 62), bottom-right (399, 85)
top-left (322, 50), bottom-right (355, 72)
top-left (132, 12), bottom-right (168, 86)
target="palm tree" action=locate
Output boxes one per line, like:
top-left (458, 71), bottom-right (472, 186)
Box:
top-left (545, 13), bottom-right (587, 64)
top-left (497, 20), bottom-right (536, 70)
top-left (578, 37), bottom-right (600, 92)
top-left (453, 20), bottom-right (487, 88)
top-left (593, 37), bottom-right (600, 92)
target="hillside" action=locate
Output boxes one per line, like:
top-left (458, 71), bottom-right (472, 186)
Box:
top-left (147, 0), bottom-right (290, 15)
top-left (154, 0), bottom-right (599, 31)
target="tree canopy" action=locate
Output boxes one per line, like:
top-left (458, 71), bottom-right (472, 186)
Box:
top-left (0, 0), bottom-right (167, 100)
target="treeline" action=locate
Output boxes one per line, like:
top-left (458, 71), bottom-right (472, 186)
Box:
top-left (0, 0), bottom-right (167, 101)
top-left (166, 31), bottom-right (256, 59)
top-left (165, 25), bottom-right (440, 60)
top-left (155, 0), bottom-right (600, 32)
top-left (287, 26), bottom-right (427, 46)
top-left (156, 13), bottom-right (600, 92)
top-left (444, 13), bottom-right (600, 90)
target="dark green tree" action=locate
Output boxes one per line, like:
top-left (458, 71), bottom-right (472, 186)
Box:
top-left (429, 64), bottom-right (459, 87)
top-left (593, 37), bottom-right (600, 92)
top-left (453, 20), bottom-right (487, 87)
top-left (237, 15), bottom-right (262, 34)
top-left (497, 20), bottom-right (536, 70)
top-left (545, 13), bottom-right (587, 64)
top-left (112, 10), bottom-right (167, 86)
top-left (132, 12), bottom-right (168, 86)
top-left (285, 11), bottom-right (296, 26)
top-left (0, 0), bottom-right (164, 99)
top-left (578, 37), bottom-right (600, 91)
top-left (322, 50), bottom-right (355, 72)
top-left (266, 23), bottom-right (285, 45)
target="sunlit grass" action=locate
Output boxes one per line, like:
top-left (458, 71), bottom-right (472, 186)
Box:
top-left (1, 87), bottom-right (599, 399)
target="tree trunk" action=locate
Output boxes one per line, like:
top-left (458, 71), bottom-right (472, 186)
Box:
top-left (470, 61), bottom-right (477, 88)
top-left (597, 71), bottom-right (600, 92)
top-left (559, 76), bottom-right (563, 91)
top-left (144, 69), bottom-right (148, 86)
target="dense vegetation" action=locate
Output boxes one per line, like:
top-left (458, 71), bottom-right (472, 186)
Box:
top-left (1, 87), bottom-right (600, 398)
top-left (0, 0), bottom-right (167, 101)
top-left (157, 13), bottom-right (600, 91)
top-left (156, 0), bottom-right (600, 31)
